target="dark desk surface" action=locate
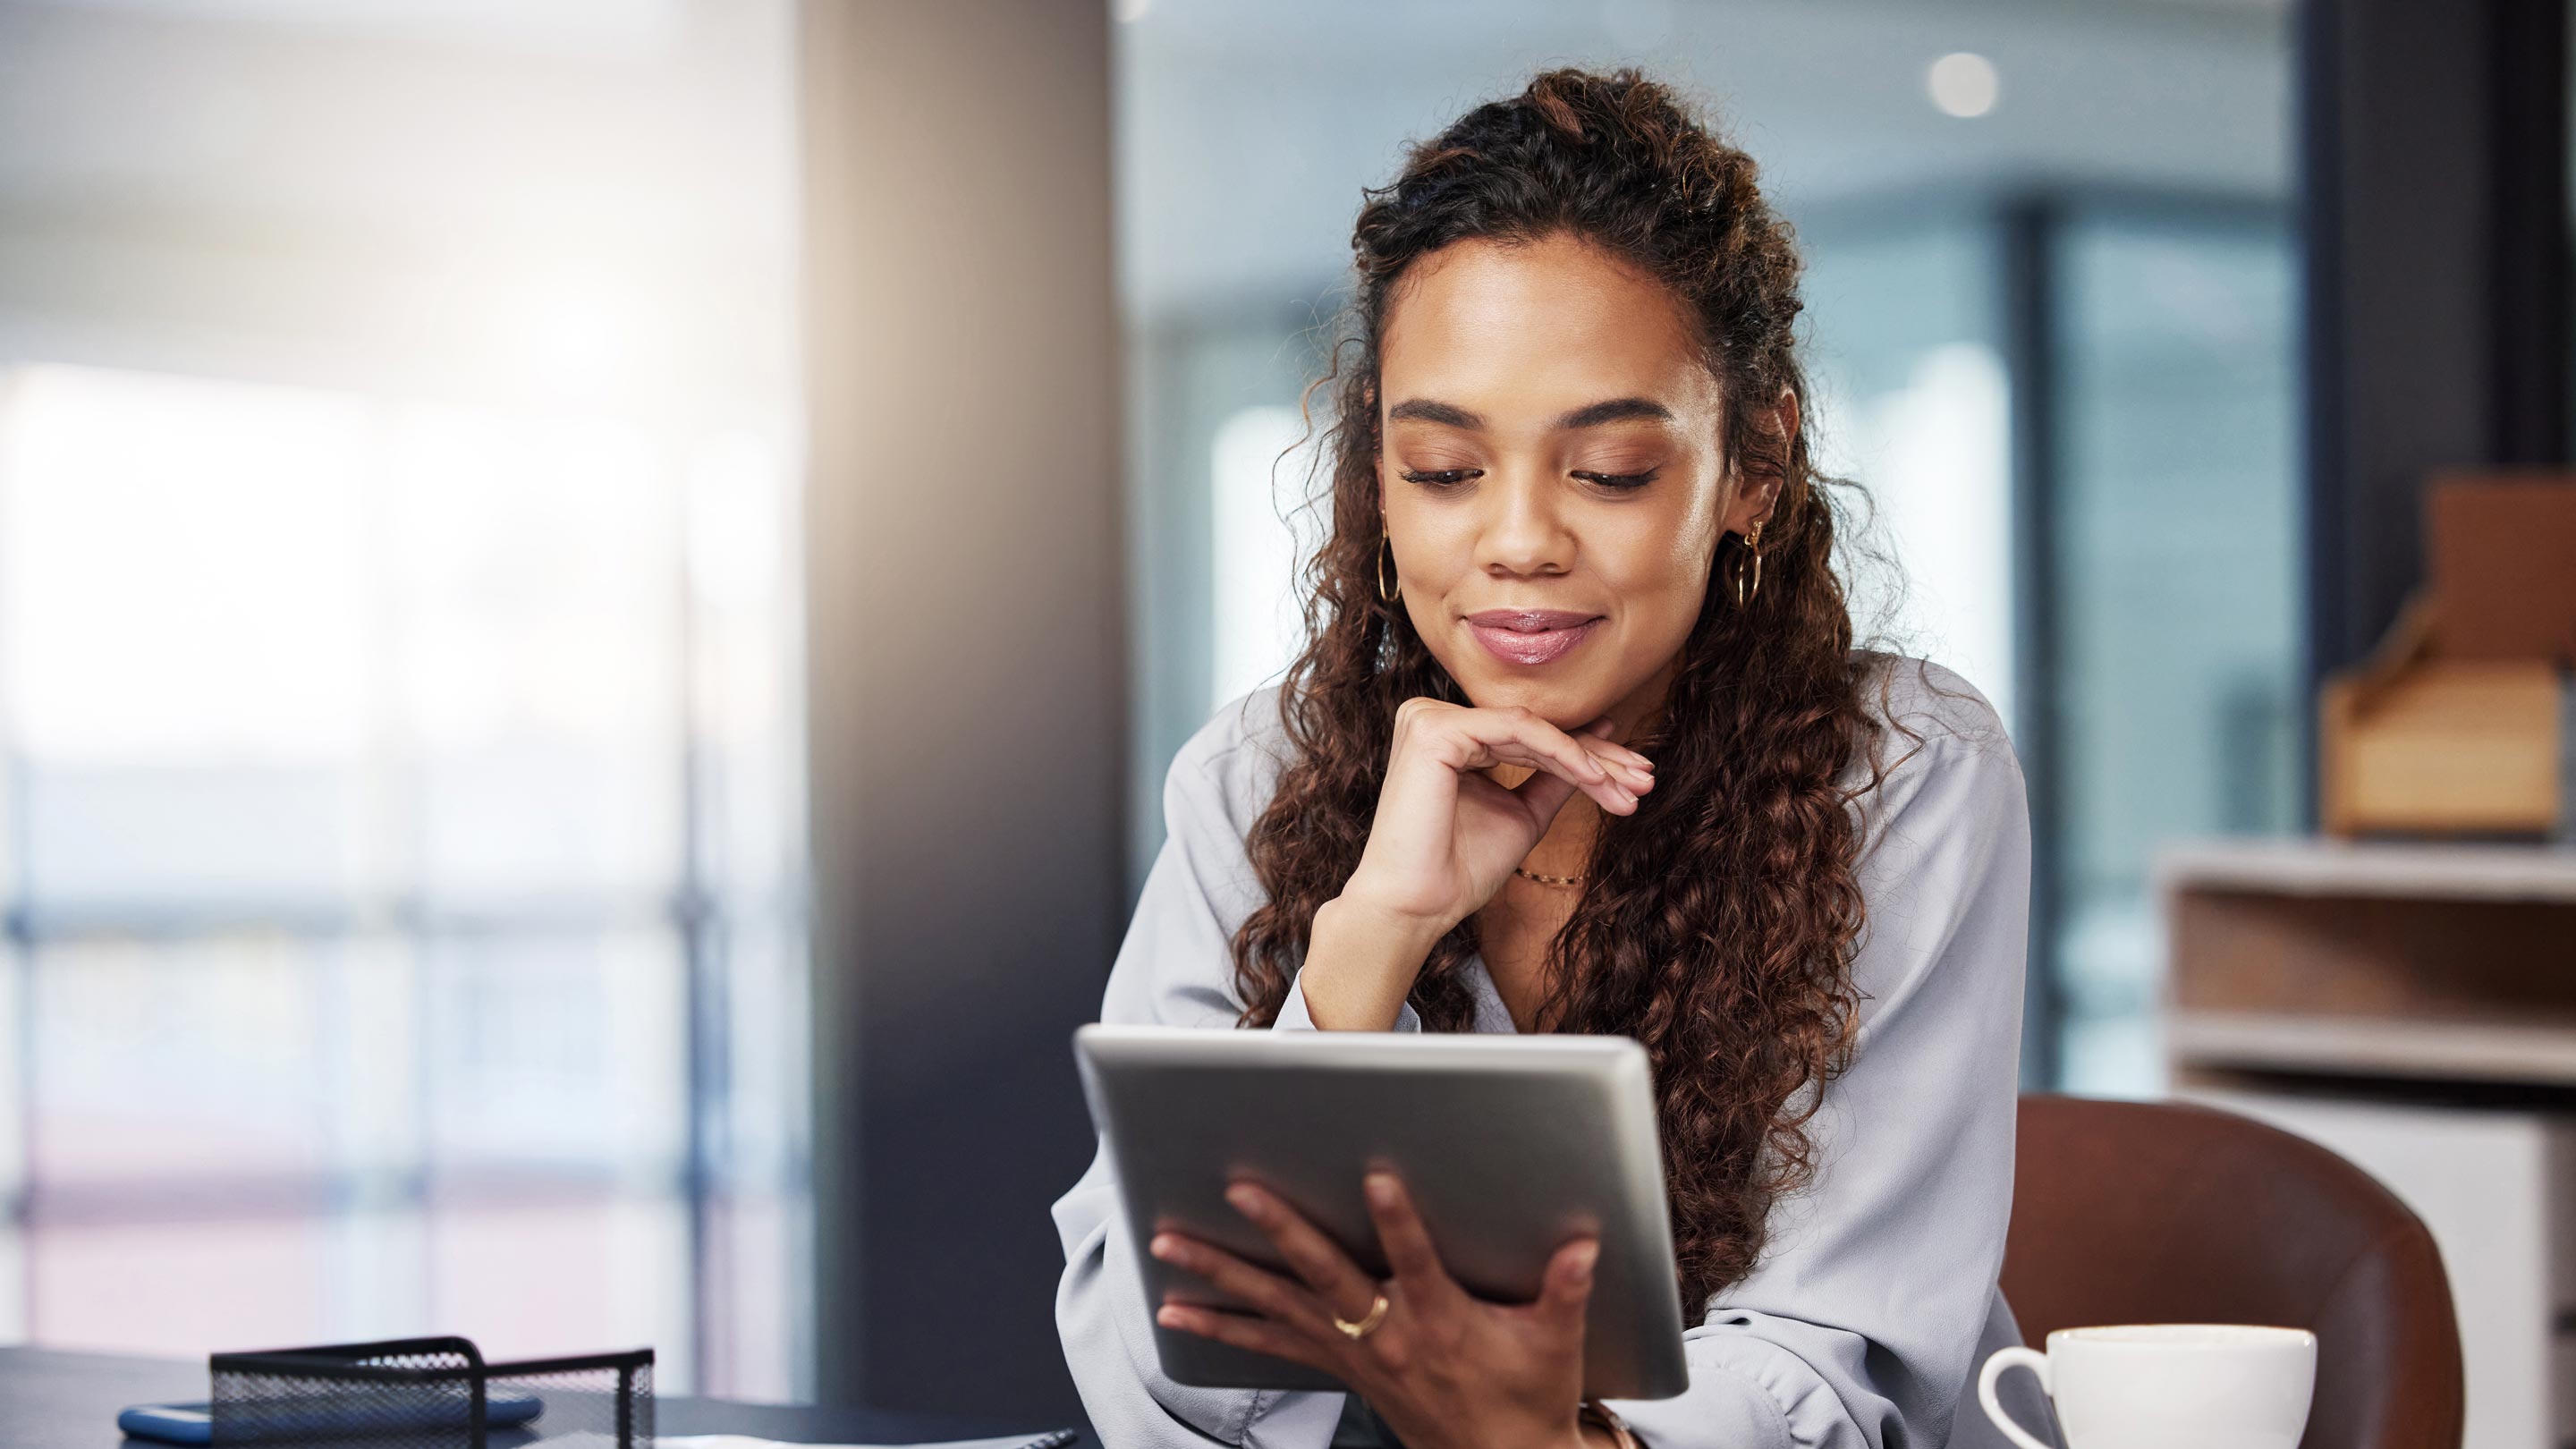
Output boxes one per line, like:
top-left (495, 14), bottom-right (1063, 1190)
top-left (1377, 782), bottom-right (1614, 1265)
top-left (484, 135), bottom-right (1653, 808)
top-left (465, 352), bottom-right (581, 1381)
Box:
top-left (0, 1346), bottom-right (1083, 1448)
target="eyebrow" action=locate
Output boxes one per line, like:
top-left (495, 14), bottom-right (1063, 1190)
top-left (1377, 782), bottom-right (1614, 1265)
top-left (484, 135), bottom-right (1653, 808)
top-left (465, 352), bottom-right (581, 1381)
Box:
top-left (1385, 396), bottom-right (1676, 430)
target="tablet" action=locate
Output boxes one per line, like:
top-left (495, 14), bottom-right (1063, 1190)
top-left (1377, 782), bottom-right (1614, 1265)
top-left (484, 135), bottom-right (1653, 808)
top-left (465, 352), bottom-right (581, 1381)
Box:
top-left (1074, 1023), bottom-right (1689, 1400)
top-left (116, 1389), bottom-right (544, 1445)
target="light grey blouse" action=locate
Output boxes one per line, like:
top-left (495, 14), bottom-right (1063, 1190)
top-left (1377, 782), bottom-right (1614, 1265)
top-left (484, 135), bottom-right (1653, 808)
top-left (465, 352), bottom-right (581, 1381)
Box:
top-left (1052, 657), bottom-right (2046, 1449)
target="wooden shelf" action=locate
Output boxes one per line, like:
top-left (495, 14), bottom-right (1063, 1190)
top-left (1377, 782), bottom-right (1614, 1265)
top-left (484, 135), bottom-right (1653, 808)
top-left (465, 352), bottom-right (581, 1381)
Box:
top-left (2159, 836), bottom-right (2576, 1051)
top-left (2157, 837), bottom-right (2576, 904)
top-left (2170, 1009), bottom-right (2576, 1088)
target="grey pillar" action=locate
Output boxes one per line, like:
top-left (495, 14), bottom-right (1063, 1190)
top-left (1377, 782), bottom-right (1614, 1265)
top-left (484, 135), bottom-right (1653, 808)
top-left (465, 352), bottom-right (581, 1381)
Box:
top-left (2299, 0), bottom-right (2567, 704)
top-left (801, 0), bottom-right (1123, 1418)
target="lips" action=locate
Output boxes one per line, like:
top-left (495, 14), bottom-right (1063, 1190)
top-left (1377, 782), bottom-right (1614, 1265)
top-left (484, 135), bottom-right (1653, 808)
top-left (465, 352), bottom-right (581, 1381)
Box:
top-left (1464, 609), bottom-right (1605, 667)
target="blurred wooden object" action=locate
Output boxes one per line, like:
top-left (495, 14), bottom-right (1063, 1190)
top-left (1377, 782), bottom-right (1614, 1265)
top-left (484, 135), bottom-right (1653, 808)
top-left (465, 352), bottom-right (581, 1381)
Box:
top-left (2162, 840), bottom-right (2576, 1076)
top-left (2320, 476), bottom-right (2574, 838)
top-left (2318, 600), bottom-right (2562, 835)
top-left (2428, 474), bottom-right (2576, 662)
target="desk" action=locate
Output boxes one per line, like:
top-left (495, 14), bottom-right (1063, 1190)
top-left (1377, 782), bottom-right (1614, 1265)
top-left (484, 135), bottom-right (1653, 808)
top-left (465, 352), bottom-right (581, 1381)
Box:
top-left (0, 1347), bottom-right (1087, 1448)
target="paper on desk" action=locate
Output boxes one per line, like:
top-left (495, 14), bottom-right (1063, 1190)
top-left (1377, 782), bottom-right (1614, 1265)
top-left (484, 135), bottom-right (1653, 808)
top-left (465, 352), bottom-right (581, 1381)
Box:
top-left (657, 1434), bottom-right (1053, 1449)
top-left (665, 1423), bottom-right (1066, 1433)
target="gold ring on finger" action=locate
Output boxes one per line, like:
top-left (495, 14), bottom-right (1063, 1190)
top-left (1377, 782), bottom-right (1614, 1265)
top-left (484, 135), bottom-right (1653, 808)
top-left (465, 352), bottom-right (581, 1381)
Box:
top-left (1332, 1292), bottom-right (1391, 1340)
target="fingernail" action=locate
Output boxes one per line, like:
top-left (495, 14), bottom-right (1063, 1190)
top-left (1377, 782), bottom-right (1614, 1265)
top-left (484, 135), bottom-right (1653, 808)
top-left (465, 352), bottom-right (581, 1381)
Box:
top-left (1366, 1172), bottom-right (1397, 1208)
top-left (1571, 1241), bottom-right (1599, 1279)
top-left (1613, 783), bottom-right (1638, 809)
top-left (1157, 1305), bottom-right (1185, 1328)
top-left (1225, 1183), bottom-right (1265, 1218)
top-left (1149, 1235), bottom-right (1178, 1262)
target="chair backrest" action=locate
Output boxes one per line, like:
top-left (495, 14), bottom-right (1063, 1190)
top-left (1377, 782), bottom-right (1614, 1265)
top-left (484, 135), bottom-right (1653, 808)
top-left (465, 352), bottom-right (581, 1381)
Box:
top-left (2003, 1094), bottom-right (2464, 1449)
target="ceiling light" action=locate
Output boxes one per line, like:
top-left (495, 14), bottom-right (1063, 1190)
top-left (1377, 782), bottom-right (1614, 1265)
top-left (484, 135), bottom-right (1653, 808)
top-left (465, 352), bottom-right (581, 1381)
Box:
top-left (1928, 52), bottom-right (2000, 119)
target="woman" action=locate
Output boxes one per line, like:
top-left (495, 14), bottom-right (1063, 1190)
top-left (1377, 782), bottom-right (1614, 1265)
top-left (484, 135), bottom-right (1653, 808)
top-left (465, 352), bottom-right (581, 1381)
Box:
top-left (1055, 68), bottom-right (2034, 1449)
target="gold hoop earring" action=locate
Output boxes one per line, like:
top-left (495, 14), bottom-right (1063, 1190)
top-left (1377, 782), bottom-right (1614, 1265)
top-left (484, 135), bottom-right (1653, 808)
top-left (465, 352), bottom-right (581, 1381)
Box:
top-left (1733, 520), bottom-right (1766, 606)
top-left (1377, 537), bottom-right (1402, 604)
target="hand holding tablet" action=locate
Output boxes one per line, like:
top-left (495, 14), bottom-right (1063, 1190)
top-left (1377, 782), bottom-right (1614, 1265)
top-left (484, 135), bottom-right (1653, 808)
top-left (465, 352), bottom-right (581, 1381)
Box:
top-left (1073, 1023), bottom-right (1690, 1423)
top-left (1150, 1168), bottom-right (1604, 1448)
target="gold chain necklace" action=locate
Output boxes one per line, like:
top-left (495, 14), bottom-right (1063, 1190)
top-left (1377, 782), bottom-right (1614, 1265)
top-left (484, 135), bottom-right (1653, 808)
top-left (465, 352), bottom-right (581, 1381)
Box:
top-left (1512, 864), bottom-right (1586, 887)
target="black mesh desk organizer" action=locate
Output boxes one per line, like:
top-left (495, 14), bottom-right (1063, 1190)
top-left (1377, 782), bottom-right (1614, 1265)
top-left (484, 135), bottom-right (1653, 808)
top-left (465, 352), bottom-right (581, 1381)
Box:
top-left (208, 1336), bottom-right (653, 1447)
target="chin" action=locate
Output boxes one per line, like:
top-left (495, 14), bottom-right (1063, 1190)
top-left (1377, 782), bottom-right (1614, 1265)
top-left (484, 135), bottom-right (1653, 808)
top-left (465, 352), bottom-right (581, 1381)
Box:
top-left (1447, 666), bottom-right (1615, 729)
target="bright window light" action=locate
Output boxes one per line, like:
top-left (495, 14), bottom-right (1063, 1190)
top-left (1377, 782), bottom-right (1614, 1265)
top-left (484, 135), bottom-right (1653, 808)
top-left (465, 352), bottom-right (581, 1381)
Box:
top-left (1855, 343), bottom-right (2017, 732)
top-left (1209, 404), bottom-right (1327, 711)
top-left (2, 366), bottom-right (375, 765)
top-left (0, 360), bottom-right (802, 1388)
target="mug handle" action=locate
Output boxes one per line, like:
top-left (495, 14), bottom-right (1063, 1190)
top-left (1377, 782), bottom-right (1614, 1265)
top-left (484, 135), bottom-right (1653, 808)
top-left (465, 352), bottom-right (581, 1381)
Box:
top-left (1977, 1345), bottom-right (2055, 1449)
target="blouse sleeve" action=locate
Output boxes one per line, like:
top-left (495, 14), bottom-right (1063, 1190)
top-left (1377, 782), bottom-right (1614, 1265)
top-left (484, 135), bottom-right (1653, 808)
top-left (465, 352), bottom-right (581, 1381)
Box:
top-left (1610, 677), bottom-right (2032, 1449)
top-left (1050, 691), bottom-right (1357, 1448)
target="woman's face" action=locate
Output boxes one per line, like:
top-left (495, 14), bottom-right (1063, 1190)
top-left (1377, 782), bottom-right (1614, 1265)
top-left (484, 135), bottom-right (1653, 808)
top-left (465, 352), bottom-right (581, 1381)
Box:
top-left (1376, 230), bottom-right (1781, 730)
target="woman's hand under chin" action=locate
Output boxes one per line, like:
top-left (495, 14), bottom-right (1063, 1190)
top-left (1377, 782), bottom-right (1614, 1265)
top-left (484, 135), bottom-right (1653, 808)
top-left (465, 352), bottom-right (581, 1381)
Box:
top-left (1297, 697), bottom-right (1654, 1030)
top-left (1149, 1171), bottom-right (1600, 1449)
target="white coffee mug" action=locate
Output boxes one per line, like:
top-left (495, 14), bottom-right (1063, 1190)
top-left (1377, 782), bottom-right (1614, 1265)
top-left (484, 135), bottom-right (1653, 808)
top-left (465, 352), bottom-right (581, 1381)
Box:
top-left (1978, 1323), bottom-right (2317, 1449)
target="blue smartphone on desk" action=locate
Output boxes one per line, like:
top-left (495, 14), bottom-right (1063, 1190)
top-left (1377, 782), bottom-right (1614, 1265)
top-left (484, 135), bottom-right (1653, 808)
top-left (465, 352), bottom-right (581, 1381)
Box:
top-left (118, 1388), bottom-right (544, 1445)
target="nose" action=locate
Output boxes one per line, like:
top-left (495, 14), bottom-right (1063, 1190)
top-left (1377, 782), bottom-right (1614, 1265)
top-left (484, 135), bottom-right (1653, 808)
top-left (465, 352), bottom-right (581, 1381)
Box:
top-left (1475, 467), bottom-right (1575, 579)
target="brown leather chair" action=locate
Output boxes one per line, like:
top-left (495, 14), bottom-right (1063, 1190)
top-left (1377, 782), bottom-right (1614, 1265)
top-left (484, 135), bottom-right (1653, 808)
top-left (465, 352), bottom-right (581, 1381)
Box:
top-left (2001, 1094), bottom-right (2465, 1449)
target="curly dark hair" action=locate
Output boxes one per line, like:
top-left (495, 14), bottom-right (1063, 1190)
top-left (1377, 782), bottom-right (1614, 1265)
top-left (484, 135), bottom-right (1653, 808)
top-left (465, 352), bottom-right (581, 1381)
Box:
top-left (1228, 67), bottom-right (1895, 1317)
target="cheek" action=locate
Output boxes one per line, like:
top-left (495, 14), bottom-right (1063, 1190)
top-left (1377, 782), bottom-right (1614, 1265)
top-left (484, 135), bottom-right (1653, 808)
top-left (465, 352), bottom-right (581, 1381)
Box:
top-left (1384, 498), bottom-right (1475, 592)
top-left (1601, 506), bottom-right (1718, 624)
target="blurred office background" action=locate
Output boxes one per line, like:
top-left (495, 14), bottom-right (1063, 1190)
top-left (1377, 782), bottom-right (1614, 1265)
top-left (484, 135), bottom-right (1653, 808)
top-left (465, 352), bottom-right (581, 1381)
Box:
top-left (0, 0), bottom-right (809, 1402)
top-left (1, 0), bottom-right (2569, 1436)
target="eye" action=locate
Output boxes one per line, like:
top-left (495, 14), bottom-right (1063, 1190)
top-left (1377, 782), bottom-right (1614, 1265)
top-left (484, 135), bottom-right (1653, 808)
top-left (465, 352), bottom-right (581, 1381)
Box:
top-left (1572, 469), bottom-right (1658, 491)
top-left (1399, 468), bottom-right (1481, 487)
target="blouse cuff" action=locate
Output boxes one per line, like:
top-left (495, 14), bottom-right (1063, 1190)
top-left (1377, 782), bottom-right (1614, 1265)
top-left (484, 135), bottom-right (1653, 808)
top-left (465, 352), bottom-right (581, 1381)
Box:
top-left (1609, 1323), bottom-right (1861, 1449)
top-left (1273, 966), bottom-right (1422, 1033)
